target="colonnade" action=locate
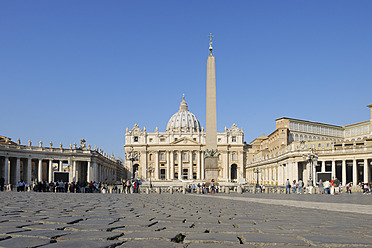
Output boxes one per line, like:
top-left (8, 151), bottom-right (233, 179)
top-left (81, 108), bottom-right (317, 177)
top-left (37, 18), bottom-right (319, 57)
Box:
top-left (247, 157), bottom-right (372, 186)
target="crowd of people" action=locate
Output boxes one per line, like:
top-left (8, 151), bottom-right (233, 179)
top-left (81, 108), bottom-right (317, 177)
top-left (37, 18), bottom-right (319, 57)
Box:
top-left (284, 177), bottom-right (372, 195)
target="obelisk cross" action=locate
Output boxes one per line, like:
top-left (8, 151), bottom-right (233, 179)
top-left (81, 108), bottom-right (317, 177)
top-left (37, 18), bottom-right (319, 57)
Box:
top-left (208, 33), bottom-right (214, 55)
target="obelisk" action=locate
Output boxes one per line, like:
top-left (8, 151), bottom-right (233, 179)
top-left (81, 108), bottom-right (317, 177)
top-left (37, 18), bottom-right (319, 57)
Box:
top-left (204, 33), bottom-right (219, 180)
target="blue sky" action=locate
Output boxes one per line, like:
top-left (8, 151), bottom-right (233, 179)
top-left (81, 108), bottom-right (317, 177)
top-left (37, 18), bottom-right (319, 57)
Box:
top-left (1, 1), bottom-right (372, 159)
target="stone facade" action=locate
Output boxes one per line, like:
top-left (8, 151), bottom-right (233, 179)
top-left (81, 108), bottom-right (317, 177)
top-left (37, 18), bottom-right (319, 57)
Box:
top-left (124, 97), bottom-right (246, 184)
top-left (0, 137), bottom-right (124, 186)
top-left (246, 105), bottom-right (372, 187)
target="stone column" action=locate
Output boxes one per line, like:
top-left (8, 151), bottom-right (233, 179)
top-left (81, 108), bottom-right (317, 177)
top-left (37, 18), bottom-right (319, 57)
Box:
top-left (269, 167), bottom-right (273, 185)
top-left (166, 152), bottom-right (170, 180)
top-left (320, 161), bottom-right (325, 172)
top-left (26, 158), bottom-right (31, 184)
top-left (342, 160), bottom-right (346, 186)
top-left (292, 161), bottom-right (298, 182)
top-left (352, 159), bottom-right (357, 185)
top-left (331, 160), bottom-right (336, 178)
top-left (364, 158), bottom-right (369, 183)
top-left (170, 151), bottom-right (174, 180)
top-left (196, 151), bottom-right (201, 180)
top-left (59, 160), bottom-right (63, 172)
top-left (92, 161), bottom-right (97, 182)
top-left (4, 157), bottom-right (9, 185)
top-left (155, 151), bottom-right (159, 180)
top-left (38, 159), bottom-right (43, 181)
top-left (201, 151), bottom-right (205, 180)
top-left (73, 161), bottom-right (77, 182)
top-left (225, 151), bottom-right (229, 181)
top-left (16, 158), bottom-right (21, 183)
top-left (178, 151), bottom-right (182, 180)
top-left (48, 160), bottom-right (53, 183)
top-left (278, 165), bottom-right (283, 185)
top-left (87, 161), bottom-right (91, 182)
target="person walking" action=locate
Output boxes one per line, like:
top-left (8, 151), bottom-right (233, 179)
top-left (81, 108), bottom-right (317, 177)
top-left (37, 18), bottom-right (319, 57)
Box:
top-left (292, 180), bottom-right (297, 194)
top-left (298, 179), bottom-right (303, 194)
top-left (285, 179), bottom-right (291, 194)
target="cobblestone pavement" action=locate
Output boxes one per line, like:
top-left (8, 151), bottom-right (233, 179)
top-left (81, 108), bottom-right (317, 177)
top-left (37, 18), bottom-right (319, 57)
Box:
top-left (0, 191), bottom-right (371, 248)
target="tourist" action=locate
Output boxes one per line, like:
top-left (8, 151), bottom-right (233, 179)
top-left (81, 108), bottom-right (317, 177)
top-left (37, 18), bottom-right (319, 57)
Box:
top-left (122, 179), bottom-right (127, 194)
top-left (346, 182), bottom-right (352, 194)
top-left (126, 179), bottom-right (131, 194)
top-left (285, 179), bottom-right (291, 194)
top-left (298, 179), bottom-right (303, 194)
top-left (318, 179), bottom-right (324, 194)
top-left (292, 180), bottom-right (297, 194)
top-left (324, 180), bottom-right (331, 194)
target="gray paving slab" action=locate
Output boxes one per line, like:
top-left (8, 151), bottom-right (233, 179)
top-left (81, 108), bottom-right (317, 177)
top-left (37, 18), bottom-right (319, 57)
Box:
top-left (0, 191), bottom-right (372, 247)
top-left (117, 240), bottom-right (184, 248)
top-left (0, 237), bottom-right (55, 248)
top-left (42, 240), bottom-right (124, 248)
top-left (183, 233), bottom-right (241, 244)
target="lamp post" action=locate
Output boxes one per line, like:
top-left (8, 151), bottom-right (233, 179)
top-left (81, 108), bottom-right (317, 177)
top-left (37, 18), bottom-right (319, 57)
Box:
top-left (253, 168), bottom-right (262, 188)
top-left (302, 148), bottom-right (318, 191)
top-left (127, 146), bottom-right (140, 179)
top-left (147, 167), bottom-right (154, 188)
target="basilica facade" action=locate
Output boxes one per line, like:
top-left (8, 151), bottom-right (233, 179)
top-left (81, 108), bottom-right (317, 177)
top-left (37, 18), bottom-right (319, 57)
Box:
top-left (124, 96), bottom-right (247, 184)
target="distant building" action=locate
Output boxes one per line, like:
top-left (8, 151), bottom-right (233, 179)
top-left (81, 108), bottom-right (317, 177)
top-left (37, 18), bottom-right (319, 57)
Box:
top-left (246, 104), bottom-right (372, 186)
top-left (0, 137), bottom-right (124, 187)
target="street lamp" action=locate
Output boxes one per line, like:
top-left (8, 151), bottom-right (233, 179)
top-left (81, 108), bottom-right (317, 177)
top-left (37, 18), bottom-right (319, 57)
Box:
top-left (253, 168), bottom-right (262, 188)
top-left (147, 167), bottom-right (154, 188)
top-left (302, 147), bottom-right (318, 188)
top-left (127, 146), bottom-right (140, 179)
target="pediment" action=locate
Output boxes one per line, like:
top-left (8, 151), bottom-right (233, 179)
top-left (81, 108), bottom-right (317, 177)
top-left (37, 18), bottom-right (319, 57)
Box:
top-left (170, 137), bottom-right (202, 146)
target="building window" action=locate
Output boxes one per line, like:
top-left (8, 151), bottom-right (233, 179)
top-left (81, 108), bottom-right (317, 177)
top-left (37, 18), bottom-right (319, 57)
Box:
top-left (174, 153), bottom-right (178, 161)
top-left (149, 154), bottom-right (153, 161)
top-left (149, 138), bottom-right (153, 142)
top-left (192, 153), bottom-right (196, 160)
top-left (318, 143), bottom-right (322, 148)
top-left (193, 173), bottom-right (197, 179)
top-left (160, 169), bottom-right (166, 179)
top-left (232, 136), bottom-right (237, 142)
top-left (218, 138), bottom-right (221, 142)
top-left (160, 138), bottom-right (165, 142)
top-left (160, 153), bottom-right (165, 161)
top-left (232, 153), bottom-right (237, 161)
top-left (183, 152), bottom-right (188, 161)
top-left (174, 172), bottom-right (178, 179)
top-left (134, 136), bottom-right (138, 142)
top-left (326, 143), bottom-right (330, 147)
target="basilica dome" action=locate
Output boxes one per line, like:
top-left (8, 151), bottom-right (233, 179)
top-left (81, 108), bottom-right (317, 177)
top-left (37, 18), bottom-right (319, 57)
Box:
top-left (166, 96), bottom-right (201, 133)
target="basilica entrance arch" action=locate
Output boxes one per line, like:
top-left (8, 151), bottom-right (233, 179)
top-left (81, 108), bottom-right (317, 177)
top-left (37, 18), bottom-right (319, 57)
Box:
top-left (231, 164), bottom-right (237, 180)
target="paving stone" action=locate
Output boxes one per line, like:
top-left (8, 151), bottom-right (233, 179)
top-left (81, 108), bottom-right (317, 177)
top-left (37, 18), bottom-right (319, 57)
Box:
top-left (183, 233), bottom-right (240, 244)
top-left (186, 243), bottom-right (254, 248)
top-left (300, 234), bottom-right (372, 245)
top-left (241, 233), bottom-right (307, 245)
top-left (38, 217), bottom-right (85, 225)
top-left (10, 230), bottom-right (71, 239)
top-left (0, 227), bottom-right (30, 235)
top-left (42, 239), bottom-right (124, 248)
top-left (0, 235), bottom-right (11, 241)
top-left (119, 231), bottom-right (180, 241)
top-left (56, 231), bottom-right (124, 241)
top-left (0, 237), bottom-right (56, 248)
top-left (117, 239), bottom-right (184, 248)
